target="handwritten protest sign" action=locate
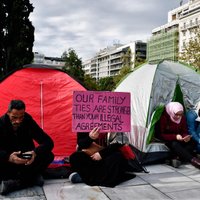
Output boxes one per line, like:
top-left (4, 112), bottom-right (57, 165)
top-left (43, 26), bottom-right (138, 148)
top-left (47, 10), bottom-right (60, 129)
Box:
top-left (72, 91), bottom-right (131, 132)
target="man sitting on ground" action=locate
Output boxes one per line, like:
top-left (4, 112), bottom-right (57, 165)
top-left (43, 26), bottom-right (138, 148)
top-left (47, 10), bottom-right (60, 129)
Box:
top-left (0, 100), bottom-right (54, 195)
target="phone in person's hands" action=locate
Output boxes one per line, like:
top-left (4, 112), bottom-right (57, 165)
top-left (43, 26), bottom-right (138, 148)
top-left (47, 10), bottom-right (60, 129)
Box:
top-left (18, 153), bottom-right (32, 159)
top-left (183, 135), bottom-right (192, 140)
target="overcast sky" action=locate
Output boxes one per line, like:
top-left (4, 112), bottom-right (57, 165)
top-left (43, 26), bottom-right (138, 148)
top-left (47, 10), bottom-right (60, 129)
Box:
top-left (29, 0), bottom-right (187, 61)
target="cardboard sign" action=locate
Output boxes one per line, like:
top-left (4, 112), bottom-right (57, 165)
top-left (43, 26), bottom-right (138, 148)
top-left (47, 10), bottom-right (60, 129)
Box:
top-left (72, 91), bottom-right (131, 132)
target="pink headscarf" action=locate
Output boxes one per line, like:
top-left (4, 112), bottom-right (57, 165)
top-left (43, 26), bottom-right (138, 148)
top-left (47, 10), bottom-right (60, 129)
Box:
top-left (165, 102), bottom-right (184, 124)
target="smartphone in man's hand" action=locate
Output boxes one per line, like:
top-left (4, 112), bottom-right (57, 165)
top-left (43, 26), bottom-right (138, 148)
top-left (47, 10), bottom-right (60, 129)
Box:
top-left (18, 153), bottom-right (32, 159)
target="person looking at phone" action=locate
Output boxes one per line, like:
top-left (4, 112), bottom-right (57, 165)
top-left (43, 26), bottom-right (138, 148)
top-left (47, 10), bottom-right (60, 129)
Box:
top-left (157, 102), bottom-right (200, 169)
top-left (0, 100), bottom-right (54, 195)
top-left (186, 101), bottom-right (200, 153)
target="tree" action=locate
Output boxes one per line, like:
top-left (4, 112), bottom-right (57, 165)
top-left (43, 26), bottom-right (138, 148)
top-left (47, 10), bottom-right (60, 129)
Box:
top-left (113, 66), bottom-right (132, 87)
top-left (97, 77), bottom-right (115, 91)
top-left (62, 48), bottom-right (85, 83)
top-left (0, 1), bottom-right (6, 77)
top-left (113, 48), bottom-right (132, 87)
top-left (83, 74), bottom-right (98, 90)
top-left (122, 47), bottom-right (132, 67)
top-left (135, 52), bottom-right (146, 68)
top-left (0, 0), bottom-right (34, 76)
top-left (179, 28), bottom-right (200, 70)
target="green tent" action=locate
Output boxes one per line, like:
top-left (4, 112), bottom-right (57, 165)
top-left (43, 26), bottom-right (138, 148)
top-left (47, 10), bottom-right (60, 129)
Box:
top-left (115, 60), bottom-right (200, 152)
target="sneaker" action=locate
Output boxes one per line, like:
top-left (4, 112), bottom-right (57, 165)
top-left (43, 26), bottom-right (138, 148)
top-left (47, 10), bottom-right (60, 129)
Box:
top-left (69, 172), bottom-right (83, 183)
top-left (0, 179), bottom-right (24, 195)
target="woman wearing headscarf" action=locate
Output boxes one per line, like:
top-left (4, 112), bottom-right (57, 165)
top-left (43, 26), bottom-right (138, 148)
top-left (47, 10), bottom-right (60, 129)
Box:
top-left (186, 101), bottom-right (200, 153)
top-left (158, 102), bottom-right (200, 169)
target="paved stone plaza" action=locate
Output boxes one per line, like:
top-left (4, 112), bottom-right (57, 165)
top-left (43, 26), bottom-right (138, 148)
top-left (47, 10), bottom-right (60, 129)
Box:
top-left (1, 163), bottom-right (200, 200)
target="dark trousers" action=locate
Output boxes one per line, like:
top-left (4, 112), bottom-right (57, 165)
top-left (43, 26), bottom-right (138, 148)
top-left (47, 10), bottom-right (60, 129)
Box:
top-left (70, 151), bottom-right (133, 187)
top-left (0, 151), bottom-right (54, 182)
top-left (166, 140), bottom-right (195, 162)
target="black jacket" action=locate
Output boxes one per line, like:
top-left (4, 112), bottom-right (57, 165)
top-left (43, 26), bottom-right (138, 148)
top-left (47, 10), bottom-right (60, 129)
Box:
top-left (0, 112), bottom-right (54, 163)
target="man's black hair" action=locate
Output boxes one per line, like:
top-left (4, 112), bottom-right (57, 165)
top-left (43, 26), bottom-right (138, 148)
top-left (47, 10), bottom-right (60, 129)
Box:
top-left (8, 100), bottom-right (26, 111)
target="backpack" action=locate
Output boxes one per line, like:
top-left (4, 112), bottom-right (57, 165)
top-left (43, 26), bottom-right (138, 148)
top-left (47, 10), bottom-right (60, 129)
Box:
top-left (129, 143), bottom-right (170, 166)
top-left (119, 144), bottom-right (149, 173)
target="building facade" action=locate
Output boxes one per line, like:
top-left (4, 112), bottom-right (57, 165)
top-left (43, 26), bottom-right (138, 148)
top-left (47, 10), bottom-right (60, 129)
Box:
top-left (147, 23), bottom-right (179, 63)
top-left (147, 0), bottom-right (200, 63)
top-left (82, 41), bottom-right (146, 80)
top-left (179, 0), bottom-right (200, 55)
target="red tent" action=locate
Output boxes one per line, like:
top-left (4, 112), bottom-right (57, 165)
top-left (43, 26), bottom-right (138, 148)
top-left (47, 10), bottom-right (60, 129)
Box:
top-left (0, 64), bottom-right (86, 159)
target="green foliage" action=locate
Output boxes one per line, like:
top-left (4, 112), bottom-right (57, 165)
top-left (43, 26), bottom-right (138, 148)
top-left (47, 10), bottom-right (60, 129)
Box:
top-left (135, 52), bottom-right (146, 67)
top-left (113, 65), bottom-right (132, 86)
top-left (113, 48), bottom-right (132, 87)
top-left (0, 0), bottom-right (34, 76)
top-left (179, 28), bottom-right (200, 70)
top-left (121, 47), bottom-right (132, 67)
top-left (97, 76), bottom-right (115, 91)
top-left (62, 48), bottom-right (85, 83)
top-left (0, 1), bottom-right (6, 77)
top-left (83, 74), bottom-right (98, 90)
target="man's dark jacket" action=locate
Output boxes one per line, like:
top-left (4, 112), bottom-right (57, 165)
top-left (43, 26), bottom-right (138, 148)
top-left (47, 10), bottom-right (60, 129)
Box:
top-left (0, 112), bottom-right (54, 163)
